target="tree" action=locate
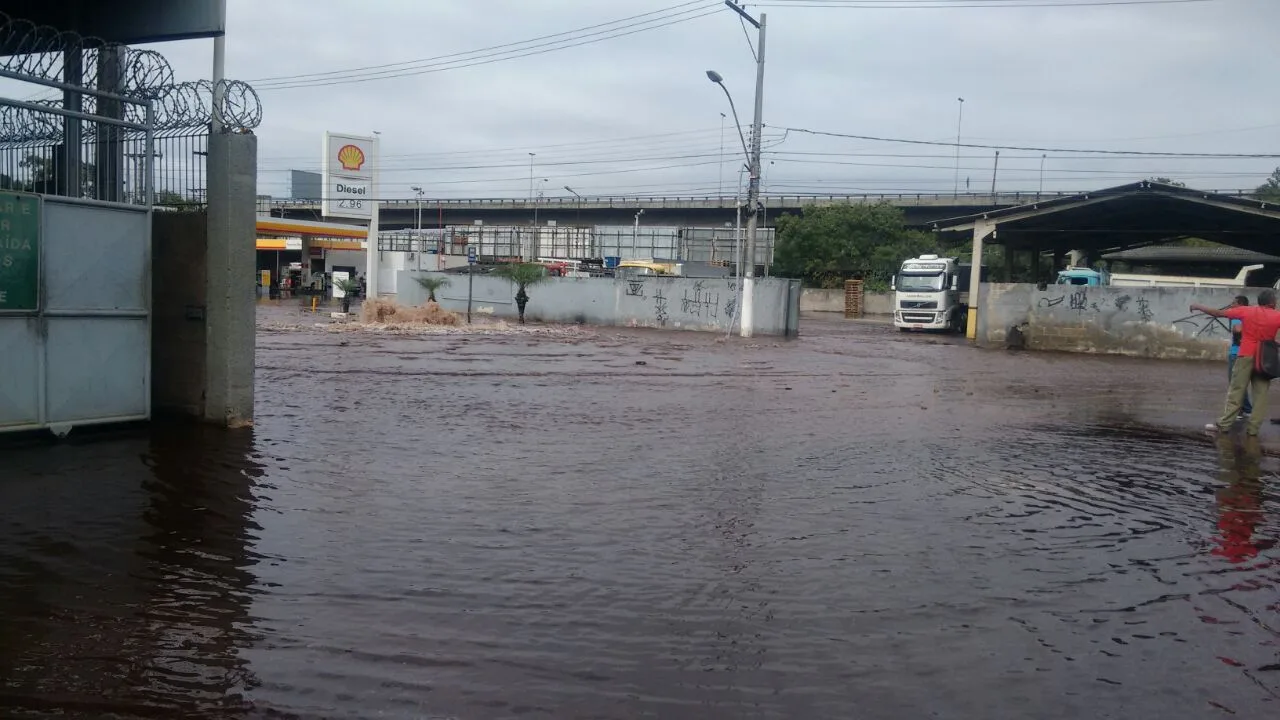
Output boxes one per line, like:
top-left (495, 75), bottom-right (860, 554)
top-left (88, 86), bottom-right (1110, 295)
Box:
top-left (156, 190), bottom-right (200, 209)
top-left (1255, 168), bottom-right (1280, 203)
top-left (413, 275), bottom-right (450, 303)
top-left (334, 278), bottom-right (360, 314)
top-left (771, 203), bottom-right (939, 290)
top-left (492, 263), bottom-right (549, 324)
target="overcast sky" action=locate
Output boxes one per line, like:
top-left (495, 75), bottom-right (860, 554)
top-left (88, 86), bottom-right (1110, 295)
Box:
top-left (142, 0), bottom-right (1280, 200)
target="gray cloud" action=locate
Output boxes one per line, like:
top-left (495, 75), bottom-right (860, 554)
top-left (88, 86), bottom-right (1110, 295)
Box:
top-left (138, 0), bottom-right (1280, 199)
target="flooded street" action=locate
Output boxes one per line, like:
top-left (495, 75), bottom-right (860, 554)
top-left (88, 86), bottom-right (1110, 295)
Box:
top-left (2, 311), bottom-right (1278, 719)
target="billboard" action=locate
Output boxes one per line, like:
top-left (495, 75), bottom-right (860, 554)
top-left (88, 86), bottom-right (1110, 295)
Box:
top-left (321, 132), bottom-right (376, 220)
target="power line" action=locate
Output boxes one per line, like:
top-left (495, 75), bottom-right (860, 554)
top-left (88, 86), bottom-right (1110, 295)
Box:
top-left (254, 4), bottom-right (722, 91)
top-left (779, 125), bottom-right (1280, 158)
top-left (754, 0), bottom-right (1224, 8)
top-left (251, 1), bottom-right (712, 84)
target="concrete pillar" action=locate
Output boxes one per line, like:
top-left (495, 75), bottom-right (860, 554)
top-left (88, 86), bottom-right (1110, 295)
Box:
top-left (1003, 244), bottom-right (1015, 282)
top-left (301, 235), bottom-right (313, 287)
top-left (204, 132), bottom-right (257, 427)
top-left (1053, 249), bottom-right (1064, 275)
top-left (965, 219), bottom-right (995, 340)
top-left (1031, 246), bottom-right (1042, 284)
top-left (95, 46), bottom-right (126, 203)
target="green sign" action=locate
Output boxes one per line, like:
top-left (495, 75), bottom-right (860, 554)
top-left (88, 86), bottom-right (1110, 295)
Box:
top-left (0, 191), bottom-right (39, 312)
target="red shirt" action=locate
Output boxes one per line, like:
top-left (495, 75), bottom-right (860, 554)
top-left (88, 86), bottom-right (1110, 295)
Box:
top-left (1223, 306), bottom-right (1280, 358)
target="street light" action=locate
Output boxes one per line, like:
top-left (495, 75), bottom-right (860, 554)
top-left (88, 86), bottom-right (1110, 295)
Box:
top-left (633, 208), bottom-right (645, 259)
top-left (706, 0), bottom-right (766, 338)
top-left (706, 71), bottom-right (750, 163)
top-left (411, 185), bottom-right (424, 270)
top-left (953, 97), bottom-right (964, 197)
top-left (565, 185), bottom-right (583, 231)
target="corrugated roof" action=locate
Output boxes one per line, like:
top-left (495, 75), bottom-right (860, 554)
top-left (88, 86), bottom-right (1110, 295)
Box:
top-left (1101, 246), bottom-right (1280, 263)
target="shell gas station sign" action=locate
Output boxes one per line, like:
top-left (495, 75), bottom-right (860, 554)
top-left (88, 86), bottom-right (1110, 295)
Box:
top-left (322, 132), bottom-right (376, 220)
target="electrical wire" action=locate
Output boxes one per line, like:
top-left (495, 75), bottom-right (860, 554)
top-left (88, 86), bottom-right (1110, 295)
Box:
top-left (254, 3), bottom-right (722, 91)
top-left (779, 125), bottom-right (1280, 158)
top-left (754, 0), bottom-right (1224, 8)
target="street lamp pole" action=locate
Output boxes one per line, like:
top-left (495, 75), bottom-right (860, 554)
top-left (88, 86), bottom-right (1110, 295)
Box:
top-left (953, 97), bottom-right (964, 197)
top-left (719, 111), bottom-right (726, 198)
top-left (411, 185), bottom-right (424, 270)
top-left (564, 185), bottom-right (583, 252)
top-left (709, 0), bottom-right (766, 338)
top-left (632, 209), bottom-right (645, 259)
top-left (527, 152), bottom-right (536, 260)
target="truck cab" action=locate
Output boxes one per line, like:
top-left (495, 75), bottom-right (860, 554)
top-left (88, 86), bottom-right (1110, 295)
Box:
top-left (893, 255), bottom-right (972, 333)
top-left (1055, 267), bottom-right (1110, 286)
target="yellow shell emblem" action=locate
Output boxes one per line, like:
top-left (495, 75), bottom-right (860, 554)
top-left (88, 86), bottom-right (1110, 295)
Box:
top-left (337, 144), bottom-right (365, 172)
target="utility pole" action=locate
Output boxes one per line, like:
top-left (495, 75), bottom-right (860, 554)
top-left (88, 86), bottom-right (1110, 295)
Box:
top-left (1038, 154), bottom-right (1047, 197)
top-left (725, 0), bottom-right (766, 338)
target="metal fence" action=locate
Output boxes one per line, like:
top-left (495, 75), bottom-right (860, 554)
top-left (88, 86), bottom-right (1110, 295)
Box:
top-left (377, 224), bottom-right (777, 266)
top-left (0, 11), bottom-right (262, 208)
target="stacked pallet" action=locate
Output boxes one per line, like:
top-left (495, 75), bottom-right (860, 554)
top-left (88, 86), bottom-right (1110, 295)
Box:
top-left (844, 279), bottom-right (864, 318)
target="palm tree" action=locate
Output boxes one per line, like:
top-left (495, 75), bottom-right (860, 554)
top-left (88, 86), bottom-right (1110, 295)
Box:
top-left (493, 263), bottom-right (550, 324)
top-left (334, 278), bottom-right (361, 314)
top-left (413, 275), bottom-right (451, 303)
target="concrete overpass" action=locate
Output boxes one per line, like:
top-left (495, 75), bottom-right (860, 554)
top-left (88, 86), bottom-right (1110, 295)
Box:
top-left (266, 192), bottom-right (1080, 229)
top-left (267, 190), bottom-right (1258, 230)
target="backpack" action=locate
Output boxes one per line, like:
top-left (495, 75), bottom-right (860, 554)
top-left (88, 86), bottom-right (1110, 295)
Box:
top-left (1255, 339), bottom-right (1280, 381)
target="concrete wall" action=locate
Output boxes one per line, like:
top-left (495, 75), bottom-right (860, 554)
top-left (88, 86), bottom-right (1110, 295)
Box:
top-left (799, 288), bottom-right (893, 315)
top-left (977, 282), bottom-right (1249, 360)
top-left (398, 271), bottom-right (801, 336)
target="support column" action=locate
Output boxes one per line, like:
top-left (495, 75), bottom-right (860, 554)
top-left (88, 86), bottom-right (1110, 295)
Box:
top-left (1003, 243), bottom-right (1015, 282)
top-left (301, 235), bottom-right (312, 287)
top-left (1031, 246), bottom-right (1042, 285)
top-left (95, 46), bottom-right (125, 202)
top-left (1053, 249), bottom-right (1064, 275)
top-left (965, 219), bottom-right (995, 341)
top-left (204, 132), bottom-right (258, 427)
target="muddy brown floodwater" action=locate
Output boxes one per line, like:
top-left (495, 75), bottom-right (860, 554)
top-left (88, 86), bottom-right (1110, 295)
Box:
top-left (2, 311), bottom-right (1278, 719)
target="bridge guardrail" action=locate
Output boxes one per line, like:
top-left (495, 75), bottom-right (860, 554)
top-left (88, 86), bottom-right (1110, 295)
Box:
top-left (265, 189), bottom-right (1255, 212)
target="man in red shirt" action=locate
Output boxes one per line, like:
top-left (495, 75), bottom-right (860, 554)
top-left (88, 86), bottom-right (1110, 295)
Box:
top-left (1192, 289), bottom-right (1280, 435)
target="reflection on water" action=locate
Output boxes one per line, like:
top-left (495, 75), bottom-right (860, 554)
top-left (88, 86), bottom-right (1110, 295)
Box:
top-left (1212, 438), bottom-right (1271, 563)
top-left (2, 315), bottom-right (1279, 719)
top-left (0, 425), bottom-right (264, 718)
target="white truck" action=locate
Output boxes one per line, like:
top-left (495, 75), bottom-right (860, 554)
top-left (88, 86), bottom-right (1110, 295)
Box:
top-left (892, 254), bottom-right (978, 333)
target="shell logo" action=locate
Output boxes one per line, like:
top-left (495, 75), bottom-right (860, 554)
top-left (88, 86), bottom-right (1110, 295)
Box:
top-left (336, 144), bottom-right (365, 172)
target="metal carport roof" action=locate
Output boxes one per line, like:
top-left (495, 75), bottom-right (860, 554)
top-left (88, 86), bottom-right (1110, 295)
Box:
top-left (928, 181), bottom-right (1280, 257)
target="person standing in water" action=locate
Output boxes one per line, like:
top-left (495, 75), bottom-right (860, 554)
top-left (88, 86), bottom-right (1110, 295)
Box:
top-left (1228, 295), bottom-right (1254, 419)
top-left (1191, 289), bottom-right (1280, 436)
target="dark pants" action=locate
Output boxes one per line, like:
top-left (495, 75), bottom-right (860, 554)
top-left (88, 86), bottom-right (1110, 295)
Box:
top-left (1227, 353), bottom-right (1256, 418)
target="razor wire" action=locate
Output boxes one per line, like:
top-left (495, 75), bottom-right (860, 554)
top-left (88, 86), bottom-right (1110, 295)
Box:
top-left (0, 12), bottom-right (262, 140)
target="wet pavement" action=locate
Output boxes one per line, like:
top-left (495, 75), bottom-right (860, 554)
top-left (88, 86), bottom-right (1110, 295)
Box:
top-left (2, 311), bottom-right (1278, 719)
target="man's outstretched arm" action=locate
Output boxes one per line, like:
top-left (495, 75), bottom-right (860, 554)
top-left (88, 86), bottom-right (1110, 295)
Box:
top-left (1191, 304), bottom-right (1231, 318)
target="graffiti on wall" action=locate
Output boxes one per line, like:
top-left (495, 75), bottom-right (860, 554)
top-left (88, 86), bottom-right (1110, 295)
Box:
top-left (1036, 287), bottom-right (1157, 323)
top-left (1036, 287), bottom-right (1235, 336)
top-left (653, 289), bottom-right (669, 326)
top-left (625, 278), bottom-right (646, 297)
top-left (1172, 307), bottom-right (1231, 337)
top-left (681, 281), bottom-right (720, 318)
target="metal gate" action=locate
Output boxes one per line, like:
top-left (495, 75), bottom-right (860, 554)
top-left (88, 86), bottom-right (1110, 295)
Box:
top-left (0, 54), bottom-right (154, 434)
